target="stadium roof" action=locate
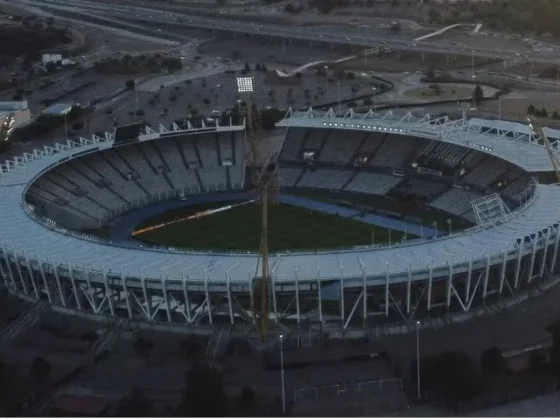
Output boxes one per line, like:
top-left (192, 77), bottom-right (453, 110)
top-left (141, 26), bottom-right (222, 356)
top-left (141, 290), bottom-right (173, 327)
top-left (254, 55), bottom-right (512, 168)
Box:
top-left (278, 108), bottom-right (560, 173)
top-left (468, 117), bottom-right (560, 142)
top-left (42, 103), bottom-right (74, 116)
top-left (1, 121), bottom-right (560, 284)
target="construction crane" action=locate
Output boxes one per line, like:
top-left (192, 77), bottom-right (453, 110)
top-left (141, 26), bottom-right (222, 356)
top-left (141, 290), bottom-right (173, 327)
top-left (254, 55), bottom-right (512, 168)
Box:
top-left (527, 115), bottom-right (560, 182)
top-left (238, 76), bottom-right (279, 343)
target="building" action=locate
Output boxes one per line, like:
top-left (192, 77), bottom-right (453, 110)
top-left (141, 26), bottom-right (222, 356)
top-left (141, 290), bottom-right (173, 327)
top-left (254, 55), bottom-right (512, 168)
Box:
top-left (42, 103), bottom-right (74, 117)
top-left (42, 54), bottom-right (62, 66)
top-left (0, 102), bottom-right (31, 143)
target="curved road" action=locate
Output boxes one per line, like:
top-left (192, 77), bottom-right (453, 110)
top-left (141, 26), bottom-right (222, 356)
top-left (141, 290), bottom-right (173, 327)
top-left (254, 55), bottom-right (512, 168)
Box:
top-left (8, 0), bottom-right (560, 64)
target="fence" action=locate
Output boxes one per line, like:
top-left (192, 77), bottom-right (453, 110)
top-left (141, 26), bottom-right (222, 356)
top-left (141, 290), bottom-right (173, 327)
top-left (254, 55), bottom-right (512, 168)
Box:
top-left (293, 377), bottom-right (403, 402)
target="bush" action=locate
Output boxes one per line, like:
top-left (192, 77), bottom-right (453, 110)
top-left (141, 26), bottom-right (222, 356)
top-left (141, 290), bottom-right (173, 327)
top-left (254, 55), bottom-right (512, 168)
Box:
top-left (71, 121), bottom-right (84, 130)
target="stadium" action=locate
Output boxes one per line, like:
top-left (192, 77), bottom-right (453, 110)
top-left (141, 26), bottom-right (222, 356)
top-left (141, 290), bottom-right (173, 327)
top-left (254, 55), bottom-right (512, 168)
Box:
top-left (1, 107), bottom-right (560, 341)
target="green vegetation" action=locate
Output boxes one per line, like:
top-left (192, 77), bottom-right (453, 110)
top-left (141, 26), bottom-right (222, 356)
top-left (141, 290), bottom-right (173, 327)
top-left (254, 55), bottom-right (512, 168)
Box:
top-left (135, 201), bottom-right (408, 251)
top-left (0, 19), bottom-right (71, 60)
top-left (434, 0), bottom-right (560, 36)
top-left (94, 54), bottom-right (182, 75)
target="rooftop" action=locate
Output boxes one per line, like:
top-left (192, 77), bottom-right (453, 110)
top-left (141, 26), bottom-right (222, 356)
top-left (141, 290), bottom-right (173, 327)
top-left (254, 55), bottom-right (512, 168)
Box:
top-left (42, 103), bottom-right (74, 116)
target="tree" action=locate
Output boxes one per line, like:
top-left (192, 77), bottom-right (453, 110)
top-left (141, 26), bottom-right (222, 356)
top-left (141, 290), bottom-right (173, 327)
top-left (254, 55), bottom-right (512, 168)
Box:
top-left (45, 61), bottom-right (57, 72)
top-left (115, 389), bottom-right (154, 417)
top-left (389, 21), bottom-right (401, 34)
top-left (529, 349), bottom-right (548, 374)
top-left (473, 85), bottom-right (484, 104)
top-left (549, 321), bottom-right (560, 380)
top-left (255, 63), bottom-right (262, 72)
top-left (428, 8), bottom-right (441, 23)
top-left (426, 66), bottom-right (435, 79)
top-left (0, 360), bottom-right (21, 416)
top-left (244, 62), bottom-right (251, 73)
top-left (133, 337), bottom-right (154, 357)
top-left (480, 347), bottom-right (508, 376)
top-left (552, 111), bottom-right (560, 119)
top-left (527, 104), bottom-right (536, 116)
top-left (125, 79), bottom-right (135, 90)
top-left (540, 107), bottom-right (549, 119)
top-left (176, 363), bottom-right (227, 416)
top-left (420, 351), bottom-right (481, 403)
top-left (238, 386), bottom-right (256, 411)
top-left (30, 356), bottom-right (51, 381)
top-left (429, 83), bottom-right (442, 95)
top-left (71, 121), bottom-right (84, 130)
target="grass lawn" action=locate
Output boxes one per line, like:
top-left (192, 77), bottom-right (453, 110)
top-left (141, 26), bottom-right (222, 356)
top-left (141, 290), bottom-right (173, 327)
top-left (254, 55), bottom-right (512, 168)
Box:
top-left (135, 201), bottom-right (407, 252)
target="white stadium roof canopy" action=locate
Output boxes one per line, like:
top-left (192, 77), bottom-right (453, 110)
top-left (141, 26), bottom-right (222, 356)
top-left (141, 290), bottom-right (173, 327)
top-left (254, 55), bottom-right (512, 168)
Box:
top-left (277, 108), bottom-right (560, 173)
top-left (1, 114), bottom-right (560, 284)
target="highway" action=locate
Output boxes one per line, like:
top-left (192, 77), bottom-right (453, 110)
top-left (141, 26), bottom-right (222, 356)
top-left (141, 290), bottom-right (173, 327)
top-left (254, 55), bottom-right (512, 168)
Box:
top-left (7, 0), bottom-right (560, 65)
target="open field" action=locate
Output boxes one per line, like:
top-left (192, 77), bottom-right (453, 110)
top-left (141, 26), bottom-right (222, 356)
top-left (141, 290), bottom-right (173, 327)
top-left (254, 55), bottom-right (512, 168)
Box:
top-left (135, 200), bottom-right (398, 251)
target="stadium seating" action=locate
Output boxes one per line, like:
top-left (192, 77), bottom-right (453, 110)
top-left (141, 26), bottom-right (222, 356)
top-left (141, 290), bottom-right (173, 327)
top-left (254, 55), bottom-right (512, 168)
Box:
top-left (462, 156), bottom-right (510, 189)
top-left (26, 130), bottom-right (246, 227)
top-left (392, 178), bottom-right (447, 199)
top-left (319, 131), bottom-right (363, 164)
top-left (298, 169), bottom-right (354, 190)
top-left (278, 167), bottom-right (303, 187)
top-left (280, 128), bottom-right (308, 161)
top-left (430, 188), bottom-right (484, 216)
top-left (344, 173), bottom-right (403, 195)
top-left (368, 135), bottom-right (416, 168)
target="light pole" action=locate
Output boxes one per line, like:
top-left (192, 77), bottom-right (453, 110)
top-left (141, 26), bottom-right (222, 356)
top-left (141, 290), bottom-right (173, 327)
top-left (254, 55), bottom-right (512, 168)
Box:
top-left (446, 218), bottom-right (451, 235)
top-left (337, 82), bottom-right (341, 114)
top-left (280, 334), bottom-right (286, 415)
top-left (416, 320), bottom-right (421, 400)
top-left (324, 65), bottom-right (329, 101)
top-left (498, 95), bottom-right (501, 121)
top-left (216, 84), bottom-right (222, 113)
top-left (433, 221), bottom-right (438, 238)
top-left (372, 86), bottom-right (377, 110)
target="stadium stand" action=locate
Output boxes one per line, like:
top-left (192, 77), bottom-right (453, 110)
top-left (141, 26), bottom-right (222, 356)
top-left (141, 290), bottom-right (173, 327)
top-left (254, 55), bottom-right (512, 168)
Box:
top-left (344, 172), bottom-right (403, 195)
top-left (391, 177), bottom-right (448, 200)
top-left (368, 135), bottom-right (416, 168)
top-left (430, 188), bottom-right (484, 216)
top-left (24, 130), bottom-right (246, 227)
top-left (298, 168), bottom-right (354, 190)
top-left (278, 167), bottom-right (304, 187)
top-left (462, 156), bottom-right (510, 189)
top-left (319, 131), bottom-right (363, 164)
top-left (280, 128), bottom-right (308, 161)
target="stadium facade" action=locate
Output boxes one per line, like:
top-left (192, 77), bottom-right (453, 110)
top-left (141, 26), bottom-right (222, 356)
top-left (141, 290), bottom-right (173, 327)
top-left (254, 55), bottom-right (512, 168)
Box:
top-left (1, 109), bottom-right (560, 339)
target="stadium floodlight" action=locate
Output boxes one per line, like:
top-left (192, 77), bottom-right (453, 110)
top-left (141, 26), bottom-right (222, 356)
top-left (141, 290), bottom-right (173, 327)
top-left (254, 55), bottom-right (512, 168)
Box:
top-left (236, 76), bottom-right (253, 93)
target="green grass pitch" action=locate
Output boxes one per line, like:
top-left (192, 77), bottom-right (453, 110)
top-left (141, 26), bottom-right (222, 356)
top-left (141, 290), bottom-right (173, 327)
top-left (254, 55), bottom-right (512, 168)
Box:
top-left (135, 201), bottom-right (411, 252)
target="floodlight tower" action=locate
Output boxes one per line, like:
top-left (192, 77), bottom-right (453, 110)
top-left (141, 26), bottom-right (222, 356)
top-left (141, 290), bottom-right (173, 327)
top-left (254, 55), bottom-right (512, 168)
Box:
top-left (236, 76), bottom-right (278, 343)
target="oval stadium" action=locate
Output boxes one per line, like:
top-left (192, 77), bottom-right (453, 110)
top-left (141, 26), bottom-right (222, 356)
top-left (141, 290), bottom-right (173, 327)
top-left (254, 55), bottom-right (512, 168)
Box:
top-left (1, 108), bottom-right (560, 340)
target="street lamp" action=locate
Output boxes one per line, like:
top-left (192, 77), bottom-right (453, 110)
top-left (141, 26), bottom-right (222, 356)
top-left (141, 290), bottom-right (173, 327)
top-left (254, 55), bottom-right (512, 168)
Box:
top-left (279, 334), bottom-right (286, 415)
top-left (324, 65), bottom-right (329, 101)
top-left (433, 221), bottom-right (438, 238)
top-left (216, 84), bottom-right (223, 113)
top-left (337, 82), bottom-right (341, 114)
top-left (416, 320), bottom-right (421, 400)
top-left (372, 86), bottom-right (377, 111)
top-left (446, 218), bottom-right (452, 235)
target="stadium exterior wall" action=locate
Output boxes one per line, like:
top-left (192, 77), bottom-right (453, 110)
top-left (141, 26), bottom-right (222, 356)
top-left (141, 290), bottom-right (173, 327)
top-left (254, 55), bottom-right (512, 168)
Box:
top-left (1, 112), bottom-right (560, 339)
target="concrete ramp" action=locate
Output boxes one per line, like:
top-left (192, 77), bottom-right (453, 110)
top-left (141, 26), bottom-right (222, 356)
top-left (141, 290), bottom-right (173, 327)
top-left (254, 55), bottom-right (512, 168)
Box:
top-left (414, 23), bottom-right (482, 41)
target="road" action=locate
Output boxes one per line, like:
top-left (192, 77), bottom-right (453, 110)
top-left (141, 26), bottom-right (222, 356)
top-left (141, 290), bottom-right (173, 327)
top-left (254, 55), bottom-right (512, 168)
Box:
top-left (7, 0), bottom-right (560, 65)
